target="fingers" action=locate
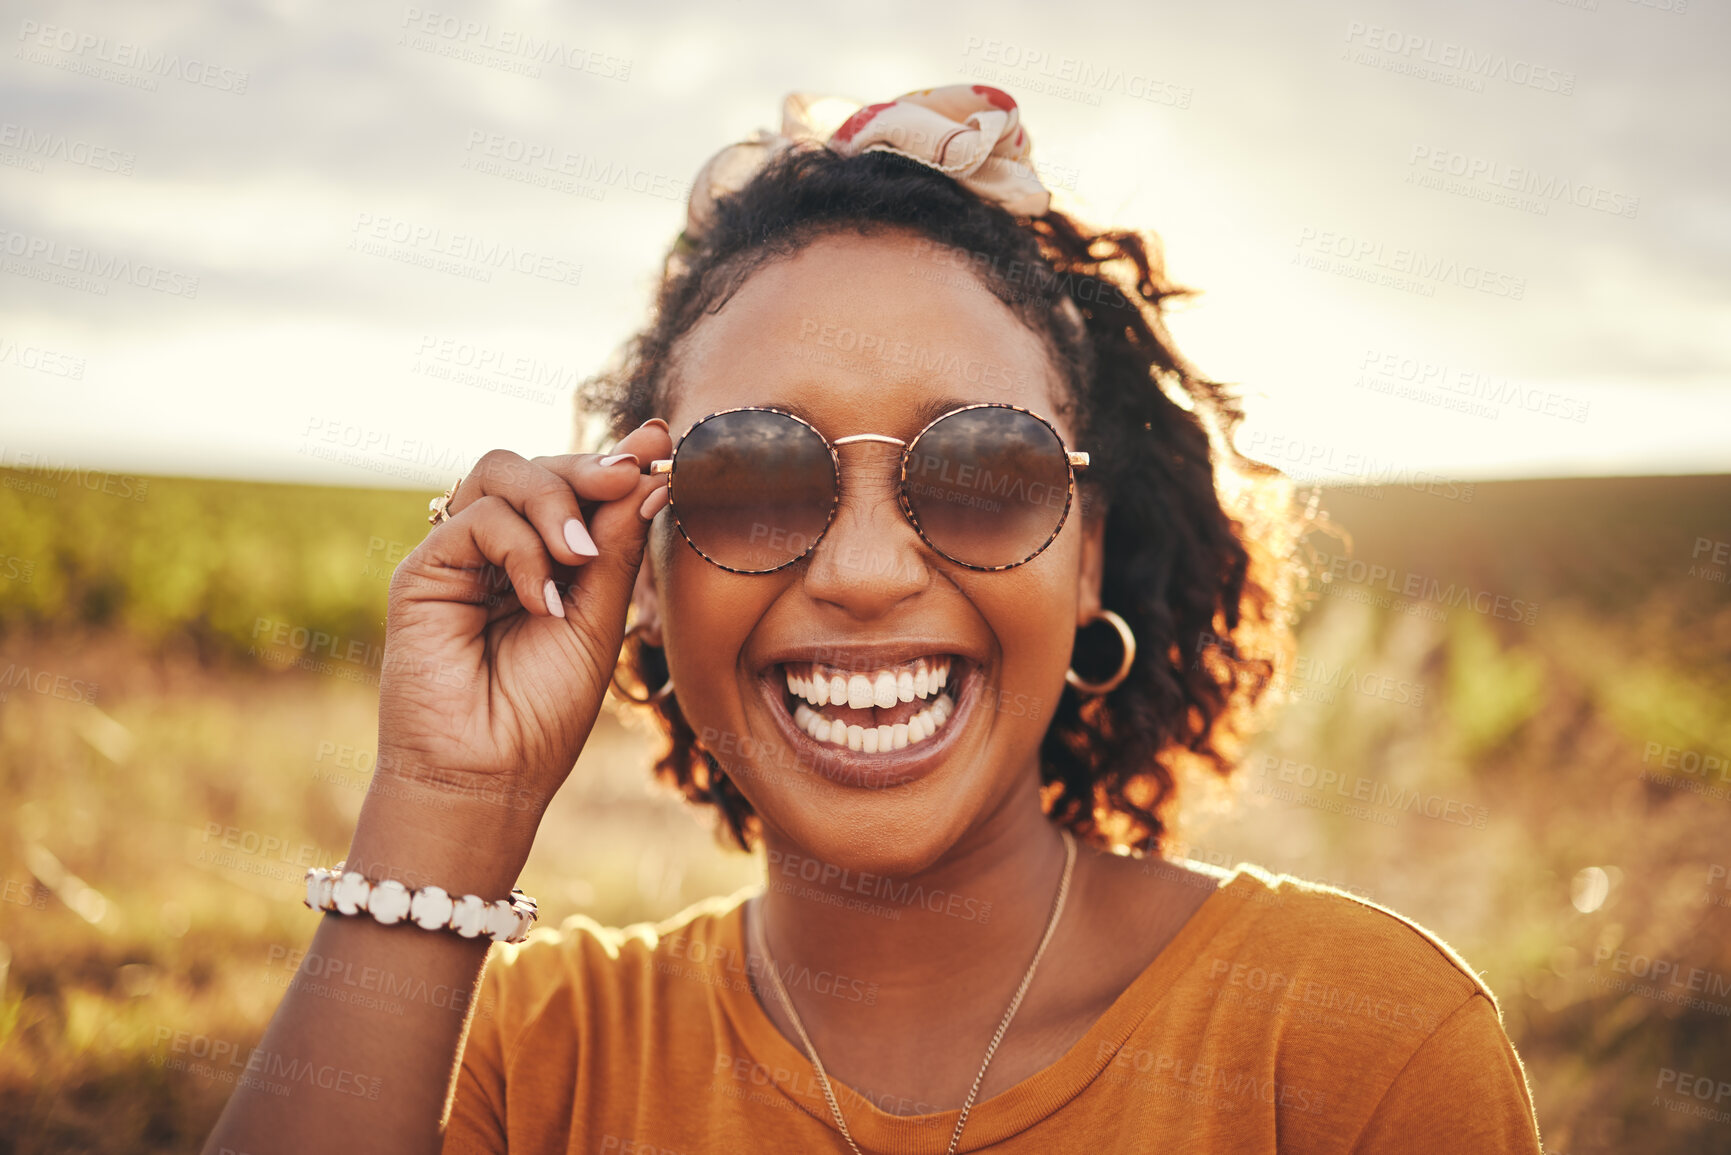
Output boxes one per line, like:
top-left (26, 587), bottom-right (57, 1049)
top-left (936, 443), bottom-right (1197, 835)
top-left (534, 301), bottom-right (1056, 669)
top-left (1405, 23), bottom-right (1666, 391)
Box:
top-left (529, 420), bottom-right (673, 509)
top-left (403, 421), bottom-right (673, 621)
top-left (396, 493), bottom-right (566, 621)
top-left (463, 496), bottom-right (567, 620)
top-left (449, 449), bottom-right (604, 569)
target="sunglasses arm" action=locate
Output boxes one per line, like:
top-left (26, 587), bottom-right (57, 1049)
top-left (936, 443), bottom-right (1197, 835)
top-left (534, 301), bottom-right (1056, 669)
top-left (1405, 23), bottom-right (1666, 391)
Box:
top-left (650, 460), bottom-right (672, 474)
top-left (1068, 451), bottom-right (1090, 472)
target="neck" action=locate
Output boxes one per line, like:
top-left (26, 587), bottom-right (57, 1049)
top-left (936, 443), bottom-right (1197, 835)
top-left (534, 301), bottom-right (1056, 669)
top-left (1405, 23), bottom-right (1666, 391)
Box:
top-left (754, 777), bottom-right (1072, 1015)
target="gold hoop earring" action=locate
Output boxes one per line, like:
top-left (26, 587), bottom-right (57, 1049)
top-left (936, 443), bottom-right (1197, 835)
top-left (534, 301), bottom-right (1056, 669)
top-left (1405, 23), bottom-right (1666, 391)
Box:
top-left (1065, 608), bottom-right (1135, 696)
top-left (611, 623), bottom-right (674, 705)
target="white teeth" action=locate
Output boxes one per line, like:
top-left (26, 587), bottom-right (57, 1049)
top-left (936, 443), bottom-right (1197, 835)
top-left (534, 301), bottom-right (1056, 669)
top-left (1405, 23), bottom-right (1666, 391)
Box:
top-left (873, 672), bottom-right (898, 709)
top-left (784, 657), bottom-right (958, 748)
top-left (786, 693), bottom-right (957, 753)
top-left (847, 675), bottom-right (873, 710)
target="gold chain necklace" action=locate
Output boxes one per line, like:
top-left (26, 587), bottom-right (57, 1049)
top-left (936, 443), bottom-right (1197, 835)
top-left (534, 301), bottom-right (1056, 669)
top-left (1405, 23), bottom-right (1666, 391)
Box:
top-left (750, 828), bottom-right (1077, 1155)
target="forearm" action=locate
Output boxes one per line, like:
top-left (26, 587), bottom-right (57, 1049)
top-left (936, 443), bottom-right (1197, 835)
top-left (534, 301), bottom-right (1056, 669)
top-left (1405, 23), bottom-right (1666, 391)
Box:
top-left (202, 787), bottom-right (541, 1155)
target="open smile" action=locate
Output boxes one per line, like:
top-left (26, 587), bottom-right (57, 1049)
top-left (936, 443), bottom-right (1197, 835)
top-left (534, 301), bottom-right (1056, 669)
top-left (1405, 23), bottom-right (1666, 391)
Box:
top-left (758, 651), bottom-right (979, 789)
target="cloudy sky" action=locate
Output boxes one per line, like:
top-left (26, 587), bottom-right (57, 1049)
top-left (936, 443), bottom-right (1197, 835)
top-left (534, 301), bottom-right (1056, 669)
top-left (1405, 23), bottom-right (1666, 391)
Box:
top-left (1, 0), bottom-right (1726, 489)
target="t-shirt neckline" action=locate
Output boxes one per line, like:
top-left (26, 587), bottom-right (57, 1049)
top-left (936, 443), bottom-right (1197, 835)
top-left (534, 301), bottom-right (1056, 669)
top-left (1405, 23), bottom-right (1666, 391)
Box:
top-left (710, 864), bottom-right (1262, 1153)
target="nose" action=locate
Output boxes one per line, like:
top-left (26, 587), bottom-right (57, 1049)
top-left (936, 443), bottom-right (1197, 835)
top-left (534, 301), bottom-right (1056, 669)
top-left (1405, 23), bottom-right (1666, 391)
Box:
top-left (801, 443), bottom-right (930, 616)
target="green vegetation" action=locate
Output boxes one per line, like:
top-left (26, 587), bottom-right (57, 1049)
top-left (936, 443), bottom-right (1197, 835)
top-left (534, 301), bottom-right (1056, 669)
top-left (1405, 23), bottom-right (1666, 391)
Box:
top-left (2, 469), bottom-right (1729, 1152)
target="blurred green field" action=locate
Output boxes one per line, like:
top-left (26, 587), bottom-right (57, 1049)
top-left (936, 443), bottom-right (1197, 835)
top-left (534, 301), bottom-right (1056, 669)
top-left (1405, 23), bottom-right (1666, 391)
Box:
top-left (2, 466), bottom-right (1729, 1153)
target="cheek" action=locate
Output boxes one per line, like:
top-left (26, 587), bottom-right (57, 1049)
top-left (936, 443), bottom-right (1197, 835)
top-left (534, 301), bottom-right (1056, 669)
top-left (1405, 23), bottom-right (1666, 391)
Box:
top-left (956, 555), bottom-right (1081, 719)
top-left (654, 524), bottom-right (773, 735)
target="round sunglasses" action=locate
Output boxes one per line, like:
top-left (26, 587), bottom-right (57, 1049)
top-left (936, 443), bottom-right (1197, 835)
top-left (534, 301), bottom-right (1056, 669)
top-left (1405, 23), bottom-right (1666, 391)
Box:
top-left (647, 403), bottom-right (1090, 574)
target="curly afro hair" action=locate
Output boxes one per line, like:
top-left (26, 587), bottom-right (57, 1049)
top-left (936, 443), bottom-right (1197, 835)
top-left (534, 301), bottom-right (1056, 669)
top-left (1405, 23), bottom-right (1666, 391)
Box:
top-left (578, 141), bottom-right (1314, 855)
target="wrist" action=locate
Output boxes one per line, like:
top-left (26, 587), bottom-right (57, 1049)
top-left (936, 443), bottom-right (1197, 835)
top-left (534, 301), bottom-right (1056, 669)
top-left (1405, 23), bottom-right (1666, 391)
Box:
top-left (346, 777), bottom-right (543, 901)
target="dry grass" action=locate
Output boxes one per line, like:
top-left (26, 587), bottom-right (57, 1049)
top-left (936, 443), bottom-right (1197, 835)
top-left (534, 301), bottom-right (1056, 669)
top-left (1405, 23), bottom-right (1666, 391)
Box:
top-left (2, 470), bottom-right (1729, 1152)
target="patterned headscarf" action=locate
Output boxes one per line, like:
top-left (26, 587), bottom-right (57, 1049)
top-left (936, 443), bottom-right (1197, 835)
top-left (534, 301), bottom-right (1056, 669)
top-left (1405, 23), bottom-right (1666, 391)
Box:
top-left (673, 84), bottom-right (1053, 274)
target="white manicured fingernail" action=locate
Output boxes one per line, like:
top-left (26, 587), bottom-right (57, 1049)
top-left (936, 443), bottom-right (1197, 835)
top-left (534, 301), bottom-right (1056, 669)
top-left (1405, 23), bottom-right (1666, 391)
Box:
top-left (639, 486), bottom-right (670, 521)
top-left (543, 580), bottom-right (565, 618)
top-left (564, 518), bottom-right (598, 557)
top-left (599, 453), bottom-right (639, 469)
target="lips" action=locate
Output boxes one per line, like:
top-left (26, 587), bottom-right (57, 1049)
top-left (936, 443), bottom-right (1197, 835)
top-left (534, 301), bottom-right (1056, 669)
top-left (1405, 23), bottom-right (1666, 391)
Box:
top-left (756, 649), bottom-right (978, 789)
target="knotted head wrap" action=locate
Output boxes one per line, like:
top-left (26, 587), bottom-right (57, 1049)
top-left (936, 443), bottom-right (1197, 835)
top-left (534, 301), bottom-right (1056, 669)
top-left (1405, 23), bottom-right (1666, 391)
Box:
top-left (672, 84), bottom-right (1055, 277)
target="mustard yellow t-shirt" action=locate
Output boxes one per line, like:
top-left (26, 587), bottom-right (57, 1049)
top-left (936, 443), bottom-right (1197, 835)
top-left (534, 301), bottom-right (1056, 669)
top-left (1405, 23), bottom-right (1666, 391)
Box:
top-left (443, 863), bottom-right (1543, 1153)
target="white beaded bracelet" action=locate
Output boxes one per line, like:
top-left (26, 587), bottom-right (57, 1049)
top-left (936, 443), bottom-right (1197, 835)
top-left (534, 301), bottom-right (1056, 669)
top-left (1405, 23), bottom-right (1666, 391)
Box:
top-left (304, 861), bottom-right (538, 944)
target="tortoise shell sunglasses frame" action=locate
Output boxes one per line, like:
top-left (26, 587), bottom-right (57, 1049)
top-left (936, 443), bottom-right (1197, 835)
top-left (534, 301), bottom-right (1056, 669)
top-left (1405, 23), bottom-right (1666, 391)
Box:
top-left (647, 402), bottom-right (1091, 575)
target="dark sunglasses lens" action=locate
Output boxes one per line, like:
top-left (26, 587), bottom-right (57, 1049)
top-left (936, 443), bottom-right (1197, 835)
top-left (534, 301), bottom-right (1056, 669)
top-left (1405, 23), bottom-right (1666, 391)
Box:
top-left (672, 411), bottom-right (835, 572)
top-left (904, 408), bottom-right (1073, 568)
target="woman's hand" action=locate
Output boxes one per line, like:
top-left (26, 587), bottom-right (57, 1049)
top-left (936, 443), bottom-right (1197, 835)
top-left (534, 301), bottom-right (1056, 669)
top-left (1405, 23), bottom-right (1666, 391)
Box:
top-left (201, 422), bottom-right (674, 1155)
top-left (374, 420), bottom-right (673, 820)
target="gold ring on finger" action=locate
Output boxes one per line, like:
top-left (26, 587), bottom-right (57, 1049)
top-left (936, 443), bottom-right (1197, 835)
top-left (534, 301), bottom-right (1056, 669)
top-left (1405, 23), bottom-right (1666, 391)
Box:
top-left (427, 475), bottom-right (464, 526)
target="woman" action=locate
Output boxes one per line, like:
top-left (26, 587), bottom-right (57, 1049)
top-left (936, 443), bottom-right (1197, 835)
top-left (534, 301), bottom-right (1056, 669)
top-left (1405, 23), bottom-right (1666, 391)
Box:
top-left (206, 85), bottom-right (1543, 1153)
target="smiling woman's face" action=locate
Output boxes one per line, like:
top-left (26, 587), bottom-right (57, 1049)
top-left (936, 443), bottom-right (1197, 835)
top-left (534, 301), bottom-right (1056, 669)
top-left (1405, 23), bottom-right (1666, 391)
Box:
top-left (643, 228), bottom-right (1104, 874)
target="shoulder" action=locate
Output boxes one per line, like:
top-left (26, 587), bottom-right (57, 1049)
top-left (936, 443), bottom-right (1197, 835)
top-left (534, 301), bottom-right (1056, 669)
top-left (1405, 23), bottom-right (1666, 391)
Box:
top-left (1154, 863), bottom-right (1535, 1143)
top-left (1179, 860), bottom-right (1509, 1059)
top-left (477, 886), bottom-right (756, 1042)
